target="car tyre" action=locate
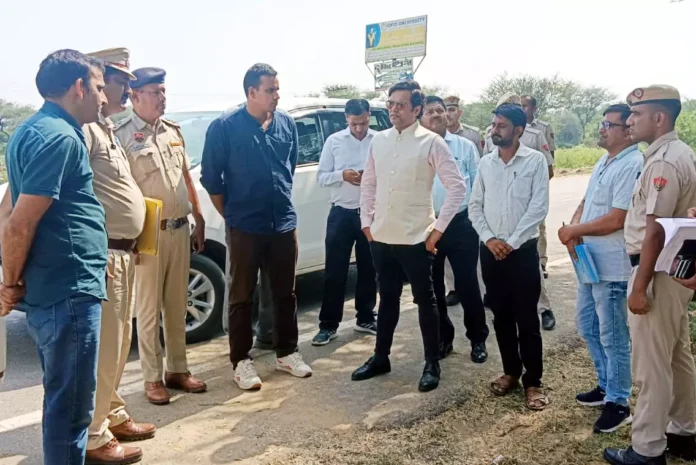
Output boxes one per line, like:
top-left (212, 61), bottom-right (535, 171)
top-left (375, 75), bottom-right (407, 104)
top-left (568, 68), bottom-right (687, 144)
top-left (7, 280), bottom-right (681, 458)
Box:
top-left (185, 253), bottom-right (225, 344)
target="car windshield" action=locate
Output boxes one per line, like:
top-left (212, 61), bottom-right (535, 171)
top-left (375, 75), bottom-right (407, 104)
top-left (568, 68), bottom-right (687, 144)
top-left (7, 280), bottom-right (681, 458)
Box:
top-left (164, 111), bottom-right (220, 167)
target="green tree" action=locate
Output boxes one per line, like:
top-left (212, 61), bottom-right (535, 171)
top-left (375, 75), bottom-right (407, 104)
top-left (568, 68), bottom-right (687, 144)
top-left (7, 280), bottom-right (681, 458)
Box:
top-left (480, 73), bottom-right (577, 116)
top-left (420, 84), bottom-right (450, 98)
top-left (567, 87), bottom-right (617, 141)
top-left (1, 100), bottom-right (36, 182)
top-left (461, 102), bottom-right (495, 131)
top-left (547, 111), bottom-right (584, 148)
top-left (677, 109), bottom-right (696, 150)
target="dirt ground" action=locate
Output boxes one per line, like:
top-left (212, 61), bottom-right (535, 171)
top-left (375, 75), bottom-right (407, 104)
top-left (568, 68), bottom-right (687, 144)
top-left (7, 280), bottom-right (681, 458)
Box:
top-left (258, 337), bottom-right (693, 465)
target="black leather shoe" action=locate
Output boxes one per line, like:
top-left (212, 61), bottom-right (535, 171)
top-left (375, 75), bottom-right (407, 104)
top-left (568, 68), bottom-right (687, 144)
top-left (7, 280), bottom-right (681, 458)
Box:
top-left (603, 447), bottom-right (666, 465)
top-left (471, 342), bottom-right (488, 364)
top-left (351, 356), bottom-right (391, 381)
top-left (445, 291), bottom-right (460, 306)
top-left (439, 341), bottom-right (454, 360)
top-left (418, 361), bottom-right (441, 392)
top-left (541, 310), bottom-right (556, 331)
top-left (667, 433), bottom-right (696, 461)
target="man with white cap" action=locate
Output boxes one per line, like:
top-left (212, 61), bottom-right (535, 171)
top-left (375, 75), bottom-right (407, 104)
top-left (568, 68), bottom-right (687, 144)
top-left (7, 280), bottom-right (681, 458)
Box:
top-left (604, 84), bottom-right (696, 465)
top-left (83, 48), bottom-right (154, 465)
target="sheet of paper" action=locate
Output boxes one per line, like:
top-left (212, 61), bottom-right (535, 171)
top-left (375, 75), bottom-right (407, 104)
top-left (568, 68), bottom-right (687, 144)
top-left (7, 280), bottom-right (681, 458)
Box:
top-left (655, 218), bottom-right (696, 272)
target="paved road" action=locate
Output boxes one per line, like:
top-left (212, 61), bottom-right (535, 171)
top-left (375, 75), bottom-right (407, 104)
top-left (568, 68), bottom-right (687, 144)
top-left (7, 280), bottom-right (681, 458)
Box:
top-left (0, 174), bottom-right (590, 465)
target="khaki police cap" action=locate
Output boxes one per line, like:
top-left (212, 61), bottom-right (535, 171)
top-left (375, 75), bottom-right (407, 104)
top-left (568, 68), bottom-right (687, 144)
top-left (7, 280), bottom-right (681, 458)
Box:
top-left (444, 95), bottom-right (461, 107)
top-left (497, 92), bottom-right (521, 107)
top-left (88, 47), bottom-right (136, 80)
top-left (626, 84), bottom-right (681, 106)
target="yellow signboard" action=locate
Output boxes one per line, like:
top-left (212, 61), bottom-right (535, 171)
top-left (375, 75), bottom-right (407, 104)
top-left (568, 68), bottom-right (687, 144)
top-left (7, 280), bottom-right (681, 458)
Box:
top-left (365, 15), bottom-right (427, 64)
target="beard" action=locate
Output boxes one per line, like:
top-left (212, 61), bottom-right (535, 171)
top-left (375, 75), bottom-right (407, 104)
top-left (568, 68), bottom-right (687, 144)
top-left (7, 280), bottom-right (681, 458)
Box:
top-left (491, 134), bottom-right (513, 148)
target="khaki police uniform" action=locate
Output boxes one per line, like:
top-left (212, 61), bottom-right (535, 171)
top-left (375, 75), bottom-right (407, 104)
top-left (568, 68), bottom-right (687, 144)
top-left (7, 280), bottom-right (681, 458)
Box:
top-left (81, 48), bottom-right (148, 451)
top-left (115, 112), bottom-right (192, 383)
top-left (529, 118), bottom-right (556, 153)
top-left (624, 85), bottom-right (696, 457)
top-left (443, 96), bottom-right (484, 158)
top-left (85, 113), bottom-right (146, 449)
top-left (484, 96), bottom-right (554, 316)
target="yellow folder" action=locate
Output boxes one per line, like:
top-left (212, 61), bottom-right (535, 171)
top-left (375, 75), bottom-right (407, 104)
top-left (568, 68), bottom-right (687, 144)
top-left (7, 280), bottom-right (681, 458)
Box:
top-left (136, 198), bottom-right (163, 256)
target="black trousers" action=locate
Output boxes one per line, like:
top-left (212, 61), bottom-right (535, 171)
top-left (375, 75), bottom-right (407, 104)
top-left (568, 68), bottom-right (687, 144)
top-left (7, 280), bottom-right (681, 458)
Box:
top-left (480, 239), bottom-right (543, 388)
top-left (433, 210), bottom-right (489, 346)
top-left (319, 206), bottom-right (377, 331)
top-left (371, 241), bottom-right (440, 362)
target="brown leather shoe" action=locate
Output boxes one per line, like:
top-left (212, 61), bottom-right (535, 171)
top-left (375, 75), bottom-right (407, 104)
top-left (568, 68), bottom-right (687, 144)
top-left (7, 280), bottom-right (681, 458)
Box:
top-left (164, 371), bottom-right (207, 393)
top-left (85, 438), bottom-right (143, 465)
top-left (110, 418), bottom-right (156, 442)
top-left (164, 371), bottom-right (208, 394)
top-left (144, 381), bottom-right (170, 405)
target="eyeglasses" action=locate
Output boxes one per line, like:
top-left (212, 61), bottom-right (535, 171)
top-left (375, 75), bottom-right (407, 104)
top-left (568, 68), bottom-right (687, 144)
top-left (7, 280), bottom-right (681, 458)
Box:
top-left (599, 120), bottom-right (628, 130)
top-left (386, 100), bottom-right (410, 110)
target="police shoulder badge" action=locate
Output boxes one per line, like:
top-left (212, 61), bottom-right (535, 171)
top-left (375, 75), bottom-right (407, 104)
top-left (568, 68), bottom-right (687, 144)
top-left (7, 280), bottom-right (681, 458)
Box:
top-left (653, 176), bottom-right (668, 191)
top-left (134, 132), bottom-right (145, 143)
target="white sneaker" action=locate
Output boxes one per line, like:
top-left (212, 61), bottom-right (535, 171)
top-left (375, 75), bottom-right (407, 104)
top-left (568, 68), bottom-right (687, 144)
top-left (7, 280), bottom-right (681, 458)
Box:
top-left (276, 352), bottom-right (313, 378)
top-left (234, 359), bottom-right (262, 390)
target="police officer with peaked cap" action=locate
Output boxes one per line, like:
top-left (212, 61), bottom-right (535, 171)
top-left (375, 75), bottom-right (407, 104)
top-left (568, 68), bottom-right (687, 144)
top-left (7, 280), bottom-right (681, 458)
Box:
top-left (604, 85), bottom-right (696, 465)
top-left (115, 67), bottom-right (208, 405)
top-left (83, 48), bottom-right (157, 465)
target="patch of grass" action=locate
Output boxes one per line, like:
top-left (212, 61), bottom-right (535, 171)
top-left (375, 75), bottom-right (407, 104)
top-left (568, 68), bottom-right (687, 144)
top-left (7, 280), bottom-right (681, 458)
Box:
top-left (555, 146), bottom-right (604, 170)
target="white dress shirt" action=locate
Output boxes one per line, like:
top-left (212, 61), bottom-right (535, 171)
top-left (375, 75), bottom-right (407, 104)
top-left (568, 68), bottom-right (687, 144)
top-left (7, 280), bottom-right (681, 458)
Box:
top-left (317, 128), bottom-right (376, 209)
top-left (469, 143), bottom-right (549, 250)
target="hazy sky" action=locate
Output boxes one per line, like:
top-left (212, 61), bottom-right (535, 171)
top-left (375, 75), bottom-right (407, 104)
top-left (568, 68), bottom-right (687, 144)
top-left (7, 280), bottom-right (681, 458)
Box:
top-left (3, 0), bottom-right (695, 111)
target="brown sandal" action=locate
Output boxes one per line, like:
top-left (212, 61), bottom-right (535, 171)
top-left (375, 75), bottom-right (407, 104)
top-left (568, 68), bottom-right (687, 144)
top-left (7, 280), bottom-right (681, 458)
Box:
top-left (525, 387), bottom-right (550, 411)
top-left (490, 375), bottom-right (520, 396)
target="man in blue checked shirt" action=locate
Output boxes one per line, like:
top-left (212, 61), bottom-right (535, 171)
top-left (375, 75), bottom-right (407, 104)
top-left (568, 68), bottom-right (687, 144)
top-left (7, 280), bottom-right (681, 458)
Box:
top-left (420, 96), bottom-right (489, 364)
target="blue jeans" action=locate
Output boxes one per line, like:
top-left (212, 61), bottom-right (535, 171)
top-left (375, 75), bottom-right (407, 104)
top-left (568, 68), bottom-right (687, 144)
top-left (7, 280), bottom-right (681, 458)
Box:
top-left (576, 281), bottom-right (631, 406)
top-left (25, 296), bottom-right (101, 465)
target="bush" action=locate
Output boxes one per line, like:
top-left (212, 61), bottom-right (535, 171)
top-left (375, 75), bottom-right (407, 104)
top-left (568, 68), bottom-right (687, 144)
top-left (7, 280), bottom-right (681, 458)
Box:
top-left (555, 146), bottom-right (604, 170)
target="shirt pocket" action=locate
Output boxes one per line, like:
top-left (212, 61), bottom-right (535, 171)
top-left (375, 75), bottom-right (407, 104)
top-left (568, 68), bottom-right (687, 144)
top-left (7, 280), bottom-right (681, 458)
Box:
top-left (592, 184), bottom-right (610, 206)
top-left (130, 149), bottom-right (161, 184)
top-left (269, 137), bottom-right (293, 164)
top-left (512, 174), bottom-right (533, 199)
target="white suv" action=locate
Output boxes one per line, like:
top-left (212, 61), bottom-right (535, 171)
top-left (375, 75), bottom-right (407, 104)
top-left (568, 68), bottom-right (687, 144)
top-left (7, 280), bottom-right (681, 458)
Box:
top-left (166, 98), bottom-right (391, 343)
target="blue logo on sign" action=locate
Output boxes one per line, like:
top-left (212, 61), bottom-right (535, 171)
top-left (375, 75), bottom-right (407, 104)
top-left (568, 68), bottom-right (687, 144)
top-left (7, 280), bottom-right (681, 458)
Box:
top-left (366, 24), bottom-right (381, 48)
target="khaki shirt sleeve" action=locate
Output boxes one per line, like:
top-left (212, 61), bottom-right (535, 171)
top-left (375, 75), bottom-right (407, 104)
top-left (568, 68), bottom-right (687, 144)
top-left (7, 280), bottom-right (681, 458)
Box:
top-left (644, 161), bottom-right (681, 217)
top-left (173, 126), bottom-right (192, 170)
top-left (536, 132), bottom-right (554, 166)
top-left (472, 131), bottom-right (483, 157)
top-left (545, 124), bottom-right (556, 152)
top-left (82, 124), bottom-right (96, 157)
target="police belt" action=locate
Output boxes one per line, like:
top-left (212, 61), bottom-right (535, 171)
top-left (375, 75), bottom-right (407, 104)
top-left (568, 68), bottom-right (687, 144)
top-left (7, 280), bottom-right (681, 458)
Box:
top-left (629, 254), bottom-right (640, 267)
top-left (160, 217), bottom-right (189, 231)
top-left (108, 238), bottom-right (137, 252)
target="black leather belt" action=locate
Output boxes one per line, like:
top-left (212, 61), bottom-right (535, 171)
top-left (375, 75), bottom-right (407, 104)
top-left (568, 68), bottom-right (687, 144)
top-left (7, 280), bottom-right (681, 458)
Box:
top-left (108, 238), bottom-right (137, 251)
top-left (332, 204), bottom-right (360, 214)
top-left (160, 217), bottom-right (189, 231)
top-left (629, 254), bottom-right (640, 267)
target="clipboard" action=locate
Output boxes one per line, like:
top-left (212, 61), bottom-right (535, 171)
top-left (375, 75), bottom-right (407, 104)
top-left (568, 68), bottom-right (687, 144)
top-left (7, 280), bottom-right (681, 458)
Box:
top-left (136, 198), bottom-right (163, 256)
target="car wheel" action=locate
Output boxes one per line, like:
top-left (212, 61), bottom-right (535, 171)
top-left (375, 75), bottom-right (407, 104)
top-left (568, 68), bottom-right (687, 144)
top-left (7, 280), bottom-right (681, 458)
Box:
top-left (185, 253), bottom-right (225, 344)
